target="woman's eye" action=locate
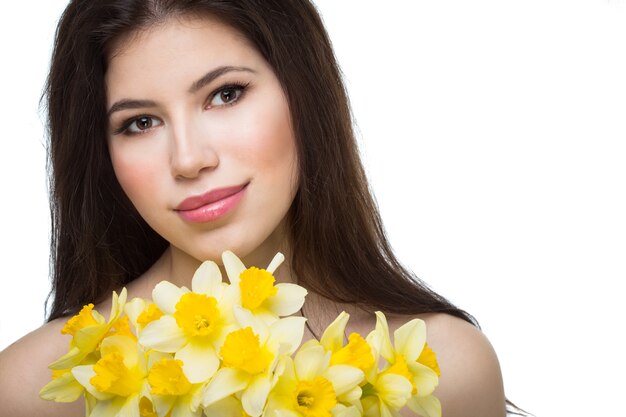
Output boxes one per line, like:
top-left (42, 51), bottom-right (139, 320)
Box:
top-left (208, 85), bottom-right (245, 107)
top-left (125, 116), bottom-right (162, 134)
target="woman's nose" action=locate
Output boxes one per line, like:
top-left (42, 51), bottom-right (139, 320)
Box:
top-left (169, 120), bottom-right (219, 179)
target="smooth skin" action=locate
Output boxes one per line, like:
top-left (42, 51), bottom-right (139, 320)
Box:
top-left (0, 15), bottom-right (506, 417)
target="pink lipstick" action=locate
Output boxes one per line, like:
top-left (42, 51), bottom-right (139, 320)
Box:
top-left (176, 183), bottom-right (248, 223)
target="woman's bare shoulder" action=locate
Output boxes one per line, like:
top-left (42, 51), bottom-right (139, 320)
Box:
top-left (387, 312), bottom-right (507, 417)
top-left (0, 319), bottom-right (84, 417)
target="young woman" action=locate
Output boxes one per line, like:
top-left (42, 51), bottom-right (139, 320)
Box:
top-left (0, 1), bottom-right (514, 416)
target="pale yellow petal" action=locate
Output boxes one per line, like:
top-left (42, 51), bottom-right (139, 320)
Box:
top-left (153, 394), bottom-right (176, 417)
top-left (265, 252), bottom-right (285, 274)
top-left (192, 260), bottom-right (223, 296)
top-left (39, 371), bottom-right (84, 402)
top-left (407, 394), bottom-right (441, 417)
top-left (373, 312), bottom-right (395, 363)
top-left (375, 373), bottom-right (412, 410)
top-left (325, 364), bottom-right (364, 396)
top-left (267, 316), bottom-right (306, 355)
top-left (100, 335), bottom-right (140, 369)
top-left (242, 374), bottom-right (272, 417)
top-left (332, 404), bottom-right (362, 417)
top-left (294, 344), bottom-right (330, 380)
top-left (139, 316), bottom-right (187, 352)
top-left (233, 305), bottom-right (268, 342)
top-left (407, 362), bottom-right (439, 397)
top-left (176, 341), bottom-right (219, 383)
top-left (73, 325), bottom-right (109, 351)
top-left (117, 394), bottom-right (140, 417)
top-left (337, 386), bottom-right (362, 408)
top-left (109, 288), bottom-right (128, 322)
top-left (172, 397), bottom-right (203, 417)
top-left (319, 311), bottom-right (350, 352)
top-left (48, 346), bottom-right (83, 370)
top-left (202, 367), bottom-right (249, 407)
top-left (266, 283), bottom-right (307, 316)
top-left (89, 397), bottom-right (125, 417)
top-left (71, 365), bottom-right (112, 401)
top-left (274, 410), bottom-right (301, 417)
top-left (152, 281), bottom-right (188, 314)
top-left (124, 298), bottom-right (146, 327)
top-left (222, 250), bottom-right (247, 286)
top-left (203, 395), bottom-right (243, 417)
top-left (378, 400), bottom-right (395, 417)
top-left (393, 319), bottom-right (426, 362)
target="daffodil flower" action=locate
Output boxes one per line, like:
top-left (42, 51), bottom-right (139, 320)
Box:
top-left (203, 306), bottom-right (307, 417)
top-left (125, 297), bottom-right (164, 332)
top-left (265, 343), bottom-right (364, 417)
top-left (139, 260), bottom-right (236, 383)
top-left (147, 357), bottom-right (205, 417)
top-left (320, 312), bottom-right (375, 374)
top-left (361, 312), bottom-right (441, 417)
top-left (49, 289), bottom-right (128, 370)
top-left (222, 251), bottom-right (307, 324)
top-left (39, 368), bottom-right (85, 403)
top-left (71, 335), bottom-right (150, 417)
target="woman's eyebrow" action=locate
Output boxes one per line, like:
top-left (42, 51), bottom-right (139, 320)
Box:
top-left (108, 99), bottom-right (157, 118)
top-left (107, 66), bottom-right (256, 118)
top-left (189, 65), bottom-right (256, 94)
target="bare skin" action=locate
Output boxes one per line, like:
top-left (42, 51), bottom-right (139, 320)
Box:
top-left (0, 247), bottom-right (506, 417)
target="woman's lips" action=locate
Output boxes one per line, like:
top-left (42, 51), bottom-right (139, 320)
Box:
top-left (175, 183), bottom-right (248, 223)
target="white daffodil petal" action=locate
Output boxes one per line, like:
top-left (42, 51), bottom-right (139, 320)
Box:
top-left (242, 374), bottom-right (272, 417)
top-left (332, 404), bottom-right (362, 417)
top-left (294, 344), bottom-right (329, 380)
top-left (39, 371), bottom-right (84, 402)
top-left (110, 288), bottom-right (128, 320)
top-left (202, 367), bottom-right (249, 407)
top-left (378, 400), bottom-right (395, 417)
top-left (48, 346), bottom-right (83, 370)
top-left (73, 325), bottom-right (109, 351)
top-left (192, 260), bottom-right (223, 296)
top-left (265, 252), bottom-right (285, 274)
top-left (139, 316), bottom-right (187, 352)
top-left (393, 319), bottom-right (426, 361)
top-left (89, 398), bottom-right (125, 417)
top-left (325, 365), bottom-right (364, 396)
top-left (373, 312), bottom-right (395, 363)
top-left (100, 335), bottom-right (140, 368)
top-left (222, 250), bottom-right (247, 285)
top-left (268, 316), bottom-right (306, 355)
top-left (172, 397), bottom-right (202, 417)
top-left (124, 298), bottom-right (146, 327)
top-left (153, 395), bottom-right (176, 417)
top-left (152, 281), bottom-right (187, 314)
top-left (375, 373), bottom-right (412, 410)
top-left (266, 283), bottom-right (307, 316)
top-left (234, 305), bottom-right (268, 342)
top-left (274, 410), bottom-right (301, 417)
top-left (319, 311), bottom-right (350, 352)
top-left (204, 395), bottom-right (243, 417)
top-left (407, 395), bottom-right (442, 417)
top-left (117, 394), bottom-right (140, 417)
top-left (407, 362), bottom-right (439, 397)
top-left (338, 386), bottom-right (363, 409)
top-left (71, 365), bottom-right (111, 401)
top-left (176, 342), bottom-right (219, 383)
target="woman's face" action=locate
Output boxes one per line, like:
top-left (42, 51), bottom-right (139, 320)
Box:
top-left (105, 16), bottom-right (298, 266)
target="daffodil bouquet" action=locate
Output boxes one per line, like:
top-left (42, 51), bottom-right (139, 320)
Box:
top-left (41, 251), bottom-right (441, 417)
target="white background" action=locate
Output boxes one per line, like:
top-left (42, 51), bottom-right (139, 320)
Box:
top-left (1, 1), bottom-right (625, 416)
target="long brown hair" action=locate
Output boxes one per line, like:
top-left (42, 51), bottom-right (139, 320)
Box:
top-left (46, 0), bottom-right (472, 323)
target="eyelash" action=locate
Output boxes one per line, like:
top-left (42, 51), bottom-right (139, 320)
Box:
top-left (113, 81), bottom-right (251, 136)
